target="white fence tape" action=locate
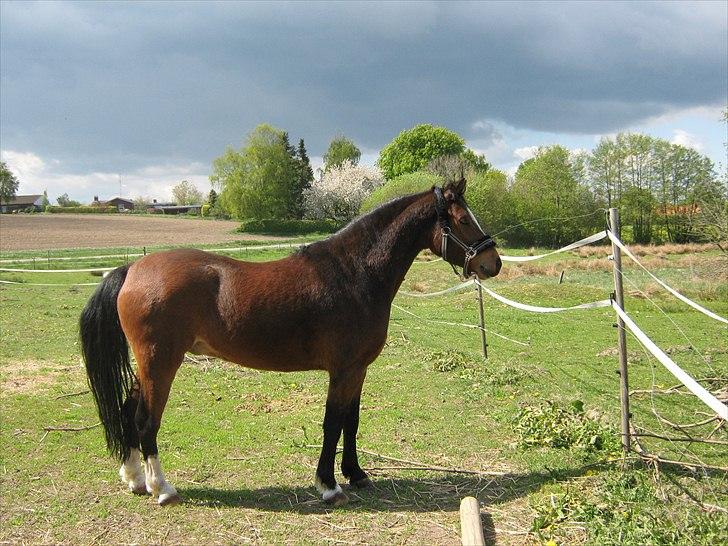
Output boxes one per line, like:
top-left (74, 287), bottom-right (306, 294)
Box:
top-left (0, 266), bottom-right (115, 273)
top-left (608, 231), bottom-right (728, 325)
top-left (0, 280), bottom-right (99, 287)
top-left (398, 279), bottom-right (475, 298)
top-left (390, 303), bottom-right (529, 346)
top-left (475, 280), bottom-right (612, 313)
top-left (612, 301), bottom-right (727, 420)
top-left (0, 242), bottom-right (305, 267)
top-left (500, 231), bottom-right (607, 262)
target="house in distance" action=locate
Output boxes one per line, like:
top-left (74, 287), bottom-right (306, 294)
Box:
top-left (0, 194), bottom-right (44, 213)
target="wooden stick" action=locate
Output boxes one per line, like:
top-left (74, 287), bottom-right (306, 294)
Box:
top-left (304, 445), bottom-right (509, 477)
top-left (43, 423), bottom-right (100, 432)
top-left (364, 465), bottom-right (502, 477)
top-left (54, 389), bottom-right (89, 400)
top-left (632, 432), bottom-right (728, 446)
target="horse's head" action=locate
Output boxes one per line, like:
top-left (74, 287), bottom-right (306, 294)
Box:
top-left (431, 177), bottom-right (502, 279)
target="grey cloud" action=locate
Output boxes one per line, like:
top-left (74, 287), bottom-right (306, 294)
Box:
top-left (1, 1), bottom-right (725, 172)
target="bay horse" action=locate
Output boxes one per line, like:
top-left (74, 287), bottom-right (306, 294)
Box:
top-left (80, 178), bottom-right (501, 507)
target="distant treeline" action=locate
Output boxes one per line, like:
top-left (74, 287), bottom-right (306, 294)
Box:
top-left (210, 124), bottom-right (726, 246)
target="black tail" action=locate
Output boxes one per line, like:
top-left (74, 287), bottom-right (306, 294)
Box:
top-left (80, 265), bottom-right (134, 461)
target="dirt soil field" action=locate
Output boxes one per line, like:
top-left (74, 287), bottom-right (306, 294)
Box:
top-left (0, 214), bottom-right (282, 251)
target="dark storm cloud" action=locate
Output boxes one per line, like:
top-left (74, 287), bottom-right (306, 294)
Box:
top-left (1, 1), bottom-right (725, 171)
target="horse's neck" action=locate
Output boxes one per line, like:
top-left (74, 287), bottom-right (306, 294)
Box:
top-left (338, 192), bottom-right (436, 300)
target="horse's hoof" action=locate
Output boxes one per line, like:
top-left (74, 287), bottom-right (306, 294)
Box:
top-left (158, 493), bottom-right (182, 506)
top-left (323, 490), bottom-right (349, 507)
top-left (131, 483), bottom-right (149, 496)
top-left (351, 476), bottom-right (372, 489)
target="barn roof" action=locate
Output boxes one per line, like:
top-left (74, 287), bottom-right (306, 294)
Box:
top-left (4, 194), bottom-right (42, 205)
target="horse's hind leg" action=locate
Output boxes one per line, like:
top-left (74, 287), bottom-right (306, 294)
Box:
top-left (118, 380), bottom-right (147, 495)
top-left (134, 344), bottom-right (185, 506)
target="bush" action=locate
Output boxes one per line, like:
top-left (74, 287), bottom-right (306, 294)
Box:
top-left (201, 204), bottom-right (212, 217)
top-left (360, 171), bottom-right (441, 214)
top-left (238, 218), bottom-right (343, 235)
top-left (303, 160), bottom-right (384, 222)
top-left (46, 206), bottom-right (117, 214)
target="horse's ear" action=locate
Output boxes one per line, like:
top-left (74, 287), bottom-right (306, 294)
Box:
top-left (443, 176), bottom-right (467, 200)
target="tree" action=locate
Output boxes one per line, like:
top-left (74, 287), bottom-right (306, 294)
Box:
top-left (323, 136), bottom-right (361, 171)
top-left (378, 124), bottom-right (465, 179)
top-left (210, 124), bottom-right (299, 219)
top-left (291, 138), bottom-right (314, 219)
top-left (133, 196), bottom-right (151, 210)
top-left (171, 180), bottom-right (203, 205)
top-left (0, 161), bottom-right (19, 204)
top-left (207, 189), bottom-right (218, 207)
top-left (466, 169), bottom-right (516, 239)
top-left (461, 148), bottom-right (491, 174)
top-left (56, 193), bottom-right (81, 207)
top-left (303, 160), bottom-right (383, 222)
top-left (40, 189), bottom-right (50, 207)
top-left (511, 145), bottom-right (600, 246)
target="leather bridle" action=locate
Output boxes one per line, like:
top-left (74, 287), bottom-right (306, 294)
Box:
top-left (433, 187), bottom-right (496, 277)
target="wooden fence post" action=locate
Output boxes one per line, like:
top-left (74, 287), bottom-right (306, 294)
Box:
top-left (474, 278), bottom-right (488, 359)
top-left (609, 208), bottom-right (631, 455)
top-left (460, 497), bottom-right (485, 546)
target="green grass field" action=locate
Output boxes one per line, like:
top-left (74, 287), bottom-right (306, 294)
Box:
top-left (1, 240), bottom-right (726, 545)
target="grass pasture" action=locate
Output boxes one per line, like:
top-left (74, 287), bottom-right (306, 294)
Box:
top-left (1, 239), bottom-right (727, 544)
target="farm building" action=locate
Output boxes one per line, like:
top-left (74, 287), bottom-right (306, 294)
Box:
top-left (147, 200), bottom-right (201, 214)
top-left (91, 196), bottom-right (134, 211)
top-left (0, 194), bottom-right (44, 213)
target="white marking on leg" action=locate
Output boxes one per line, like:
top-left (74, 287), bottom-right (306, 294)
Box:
top-left (315, 475), bottom-right (343, 501)
top-left (119, 448), bottom-right (146, 493)
top-left (145, 454), bottom-right (178, 504)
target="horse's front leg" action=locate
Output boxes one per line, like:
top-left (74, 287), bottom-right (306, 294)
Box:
top-left (315, 369), bottom-right (364, 506)
top-left (341, 390), bottom-right (371, 489)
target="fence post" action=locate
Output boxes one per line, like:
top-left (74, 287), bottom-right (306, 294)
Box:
top-left (609, 208), bottom-right (631, 455)
top-left (474, 277), bottom-right (488, 359)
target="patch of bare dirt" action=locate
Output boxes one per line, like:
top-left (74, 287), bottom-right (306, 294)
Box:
top-left (0, 214), bottom-right (285, 251)
top-left (0, 359), bottom-right (80, 394)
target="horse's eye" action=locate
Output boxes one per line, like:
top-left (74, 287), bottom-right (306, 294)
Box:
top-left (459, 217), bottom-right (469, 225)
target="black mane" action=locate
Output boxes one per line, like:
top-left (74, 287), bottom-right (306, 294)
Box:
top-left (294, 191), bottom-right (431, 258)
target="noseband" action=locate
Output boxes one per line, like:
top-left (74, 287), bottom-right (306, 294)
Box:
top-left (433, 187), bottom-right (496, 277)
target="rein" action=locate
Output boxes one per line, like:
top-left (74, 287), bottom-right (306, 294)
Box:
top-left (433, 187), bottom-right (496, 278)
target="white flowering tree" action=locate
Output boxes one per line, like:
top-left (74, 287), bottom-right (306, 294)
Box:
top-left (303, 160), bottom-right (384, 222)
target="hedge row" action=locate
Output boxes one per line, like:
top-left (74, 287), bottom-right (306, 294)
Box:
top-left (46, 206), bottom-right (117, 214)
top-left (238, 218), bottom-right (343, 235)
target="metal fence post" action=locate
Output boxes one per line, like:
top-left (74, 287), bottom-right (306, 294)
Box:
top-left (609, 208), bottom-right (631, 454)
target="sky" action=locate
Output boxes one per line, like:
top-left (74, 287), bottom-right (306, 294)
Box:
top-left (1, 1), bottom-right (726, 203)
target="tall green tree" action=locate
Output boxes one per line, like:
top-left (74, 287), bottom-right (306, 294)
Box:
top-left (323, 136), bottom-right (361, 171)
top-left (461, 148), bottom-right (491, 174)
top-left (466, 169), bottom-right (515, 237)
top-left (512, 145), bottom-right (600, 246)
top-left (378, 124), bottom-right (465, 179)
top-left (0, 161), bottom-right (19, 204)
top-left (292, 138), bottom-right (314, 219)
top-left (207, 189), bottom-right (218, 207)
top-left (210, 124), bottom-right (298, 219)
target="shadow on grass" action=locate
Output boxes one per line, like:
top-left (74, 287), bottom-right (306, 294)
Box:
top-left (180, 464), bottom-right (599, 514)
